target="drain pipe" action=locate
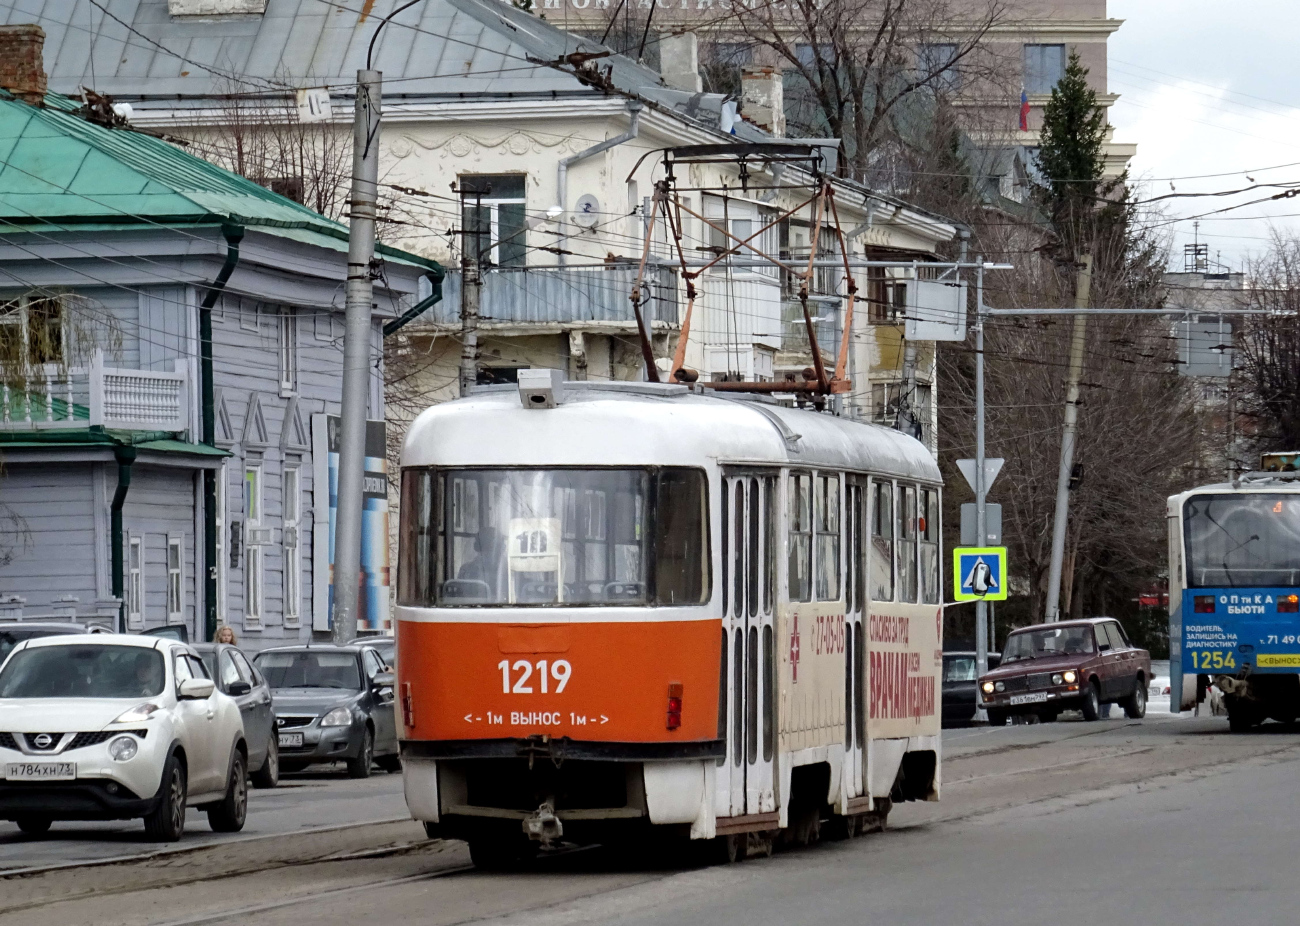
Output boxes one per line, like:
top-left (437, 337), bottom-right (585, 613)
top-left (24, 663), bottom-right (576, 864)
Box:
top-left (110, 445), bottom-right (137, 633)
top-left (199, 224), bottom-right (244, 642)
top-left (382, 269), bottom-right (446, 337)
top-left (556, 102), bottom-right (642, 267)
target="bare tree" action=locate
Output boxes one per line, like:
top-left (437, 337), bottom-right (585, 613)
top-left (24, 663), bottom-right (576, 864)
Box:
top-left (1237, 232), bottom-right (1300, 455)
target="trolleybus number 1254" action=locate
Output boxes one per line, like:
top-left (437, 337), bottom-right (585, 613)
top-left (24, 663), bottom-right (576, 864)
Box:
top-left (498, 659), bottom-right (573, 694)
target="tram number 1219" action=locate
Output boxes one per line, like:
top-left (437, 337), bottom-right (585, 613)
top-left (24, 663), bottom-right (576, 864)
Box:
top-left (498, 659), bottom-right (572, 694)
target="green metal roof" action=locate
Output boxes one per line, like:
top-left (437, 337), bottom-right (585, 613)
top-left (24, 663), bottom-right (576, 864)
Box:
top-left (0, 425), bottom-right (230, 456)
top-left (0, 91), bottom-right (442, 274)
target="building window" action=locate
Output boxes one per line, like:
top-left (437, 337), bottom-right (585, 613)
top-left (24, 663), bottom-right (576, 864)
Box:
top-left (459, 174), bottom-right (527, 268)
top-left (918, 43), bottom-right (960, 93)
top-left (244, 465), bottom-right (263, 627)
top-left (866, 267), bottom-right (907, 324)
top-left (167, 536), bottom-right (184, 622)
top-left (127, 535), bottom-right (144, 628)
top-left (278, 306), bottom-right (298, 395)
top-left (283, 466), bottom-right (301, 628)
top-left (871, 382), bottom-right (903, 426)
top-left (0, 294), bottom-right (64, 370)
top-left (1024, 44), bottom-right (1065, 95)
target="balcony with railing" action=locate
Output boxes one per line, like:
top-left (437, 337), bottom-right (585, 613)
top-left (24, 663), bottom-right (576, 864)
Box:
top-left (0, 350), bottom-right (189, 433)
top-left (424, 265), bottom-right (679, 328)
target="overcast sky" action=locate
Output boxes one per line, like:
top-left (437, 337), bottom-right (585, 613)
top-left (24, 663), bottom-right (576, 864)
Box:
top-left (1108, 0), bottom-right (1300, 272)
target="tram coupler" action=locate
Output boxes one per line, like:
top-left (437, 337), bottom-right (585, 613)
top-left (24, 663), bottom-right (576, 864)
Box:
top-left (522, 799), bottom-right (563, 847)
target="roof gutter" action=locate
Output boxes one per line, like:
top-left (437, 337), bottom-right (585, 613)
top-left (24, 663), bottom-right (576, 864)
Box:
top-left (382, 269), bottom-right (446, 337)
top-left (109, 445), bottom-right (137, 633)
top-left (199, 224), bottom-right (243, 643)
top-left (556, 102), bottom-right (642, 267)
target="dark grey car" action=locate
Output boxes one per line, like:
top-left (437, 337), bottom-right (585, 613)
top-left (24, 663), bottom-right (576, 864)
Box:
top-left (253, 645), bottom-right (400, 778)
top-left (194, 642), bottom-right (279, 788)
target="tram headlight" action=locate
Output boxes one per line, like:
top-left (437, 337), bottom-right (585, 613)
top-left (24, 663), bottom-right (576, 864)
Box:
top-left (1063, 670), bottom-right (1077, 684)
top-left (981, 681), bottom-right (995, 695)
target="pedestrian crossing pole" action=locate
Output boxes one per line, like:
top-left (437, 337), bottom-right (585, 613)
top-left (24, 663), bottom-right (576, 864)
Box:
top-left (332, 68), bottom-right (381, 644)
top-left (974, 258), bottom-right (988, 722)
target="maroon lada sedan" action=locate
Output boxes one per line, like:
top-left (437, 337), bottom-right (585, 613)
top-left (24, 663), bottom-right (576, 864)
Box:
top-left (978, 618), bottom-right (1151, 726)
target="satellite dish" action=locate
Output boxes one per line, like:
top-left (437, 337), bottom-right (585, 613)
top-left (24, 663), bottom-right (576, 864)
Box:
top-left (573, 194), bottom-right (601, 229)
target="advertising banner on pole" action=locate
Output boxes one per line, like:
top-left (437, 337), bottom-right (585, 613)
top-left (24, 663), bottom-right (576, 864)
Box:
top-left (311, 414), bottom-right (390, 632)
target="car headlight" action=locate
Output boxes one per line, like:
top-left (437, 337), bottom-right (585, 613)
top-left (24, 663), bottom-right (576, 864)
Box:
top-left (994, 681), bottom-right (1005, 692)
top-left (108, 735), bottom-right (138, 762)
top-left (321, 707), bottom-right (353, 727)
top-left (981, 681), bottom-right (995, 694)
top-left (113, 702), bottom-right (160, 724)
top-left (1052, 674), bottom-right (1063, 685)
top-left (1063, 670), bottom-right (1077, 684)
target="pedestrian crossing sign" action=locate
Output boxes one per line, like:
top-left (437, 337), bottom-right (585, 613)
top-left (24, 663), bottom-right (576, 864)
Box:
top-left (953, 547), bottom-right (1008, 602)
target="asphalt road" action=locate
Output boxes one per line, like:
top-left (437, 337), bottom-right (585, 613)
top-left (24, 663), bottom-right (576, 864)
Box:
top-left (0, 766), bottom-right (408, 870)
top-left (7, 709), bottom-right (1300, 926)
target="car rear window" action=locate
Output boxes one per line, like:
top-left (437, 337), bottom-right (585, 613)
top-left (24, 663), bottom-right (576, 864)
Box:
top-left (0, 645), bottom-right (166, 698)
top-left (255, 651), bottom-right (361, 690)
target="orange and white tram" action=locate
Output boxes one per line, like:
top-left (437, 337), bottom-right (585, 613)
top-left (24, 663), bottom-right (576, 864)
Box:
top-left (395, 376), bottom-right (943, 863)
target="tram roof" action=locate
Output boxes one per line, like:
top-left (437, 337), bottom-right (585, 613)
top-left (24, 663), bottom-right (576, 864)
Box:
top-left (1169, 474), bottom-right (1300, 508)
top-left (401, 383), bottom-right (941, 483)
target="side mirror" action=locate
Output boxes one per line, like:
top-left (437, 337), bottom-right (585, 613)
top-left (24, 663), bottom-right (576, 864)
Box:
top-left (372, 671), bottom-right (395, 689)
top-left (178, 678), bottom-right (215, 700)
top-left (228, 680), bottom-right (252, 696)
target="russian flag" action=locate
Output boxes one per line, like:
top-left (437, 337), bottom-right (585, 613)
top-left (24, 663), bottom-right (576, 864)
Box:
top-left (1019, 89), bottom-right (1030, 132)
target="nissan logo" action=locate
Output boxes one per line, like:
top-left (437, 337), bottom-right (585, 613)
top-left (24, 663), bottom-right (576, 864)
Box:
top-left (33, 733), bottom-right (53, 749)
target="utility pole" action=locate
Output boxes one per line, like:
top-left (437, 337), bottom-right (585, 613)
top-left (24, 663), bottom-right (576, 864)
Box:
top-left (332, 69), bottom-right (381, 644)
top-left (459, 189), bottom-right (484, 397)
top-left (1044, 254), bottom-right (1092, 622)
top-left (974, 258), bottom-right (988, 719)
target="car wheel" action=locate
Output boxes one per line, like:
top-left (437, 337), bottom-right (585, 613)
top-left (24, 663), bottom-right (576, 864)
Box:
top-left (1080, 680), bottom-right (1101, 721)
top-left (346, 727), bottom-right (374, 779)
top-left (207, 751), bottom-right (248, 833)
top-left (251, 734), bottom-right (279, 789)
top-left (376, 754), bottom-right (402, 774)
top-left (1123, 675), bottom-right (1147, 719)
top-left (985, 709), bottom-right (1007, 727)
top-left (144, 754), bottom-right (187, 842)
top-left (15, 815), bottom-right (51, 836)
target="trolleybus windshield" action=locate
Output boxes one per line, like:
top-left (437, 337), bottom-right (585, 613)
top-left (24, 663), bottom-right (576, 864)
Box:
top-left (400, 467), bottom-right (709, 607)
top-left (1184, 494), bottom-right (1300, 588)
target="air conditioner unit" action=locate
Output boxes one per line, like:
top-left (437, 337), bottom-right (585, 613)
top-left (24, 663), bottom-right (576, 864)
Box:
top-left (246, 527), bottom-right (273, 547)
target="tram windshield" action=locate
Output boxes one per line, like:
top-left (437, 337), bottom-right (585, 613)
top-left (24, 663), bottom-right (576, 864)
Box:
top-left (1184, 494), bottom-right (1300, 587)
top-left (399, 468), bottom-right (709, 607)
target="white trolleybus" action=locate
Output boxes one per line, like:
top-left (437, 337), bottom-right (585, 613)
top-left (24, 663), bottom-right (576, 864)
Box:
top-left (395, 374), bottom-right (943, 865)
top-left (1170, 454), bottom-right (1300, 730)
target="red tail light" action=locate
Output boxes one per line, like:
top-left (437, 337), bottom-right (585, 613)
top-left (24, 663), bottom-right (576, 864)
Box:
top-left (1194, 595), bottom-right (1216, 613)
top-left (1280, 595), bottom-right (1299, 613)
top-left (667, 683), bottom-right (683, 730)
top-left (401, 681), bottom-right (415, 729)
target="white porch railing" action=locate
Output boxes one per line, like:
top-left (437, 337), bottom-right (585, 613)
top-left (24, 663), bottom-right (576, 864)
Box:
top-left (0, 350), bottom-right (188, 433)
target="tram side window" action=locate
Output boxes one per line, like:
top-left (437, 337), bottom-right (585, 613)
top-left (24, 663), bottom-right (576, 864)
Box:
top-left (920, 487), bottom-right (940, 604)
top-left (788, 472), bottom-right (813, 602)
top-left (870, 481), bottom-right (894, 601)
top-left (654, 468), bottom-right (710, 605)
top-left (815, 473), bottom-right (841, 601)
top-left (898, 484), bottom-right (919, 603)
top-left (398, 470), bottom-right (438, 604)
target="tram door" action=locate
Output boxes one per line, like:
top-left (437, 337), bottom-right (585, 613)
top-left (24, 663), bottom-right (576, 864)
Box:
top-left (723, 474), bottom-right (777, 816)
top-left (844, 479), bottom-right (867, 799)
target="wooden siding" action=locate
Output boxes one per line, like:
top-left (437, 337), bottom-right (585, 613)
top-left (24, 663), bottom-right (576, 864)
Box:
top-left (0, 464), bottom-right (98, 612)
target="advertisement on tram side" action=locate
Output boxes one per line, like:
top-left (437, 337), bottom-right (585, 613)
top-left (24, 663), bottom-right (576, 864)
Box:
top-left (865, 604), bottom-right (943, 739)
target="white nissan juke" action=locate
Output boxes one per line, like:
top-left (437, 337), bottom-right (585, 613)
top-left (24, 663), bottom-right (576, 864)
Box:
top-left (0, 635), bottom-right (248, 840)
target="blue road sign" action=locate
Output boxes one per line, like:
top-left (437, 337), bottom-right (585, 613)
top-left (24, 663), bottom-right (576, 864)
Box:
top-left (953, 546), bottom-right (1008, 602)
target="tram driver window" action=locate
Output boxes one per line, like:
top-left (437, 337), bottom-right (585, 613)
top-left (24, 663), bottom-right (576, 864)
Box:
top-left (815, 473), bottom-right (841, 601)
top-left (870, 481), bottom-right (894, 601)
top-left (398, 467), bottom-right (708, 607)
top-left (788, 473), bottom-right (812, 602)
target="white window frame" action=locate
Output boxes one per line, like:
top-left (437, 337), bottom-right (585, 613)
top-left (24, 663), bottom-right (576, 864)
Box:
top-left (0, 293), bottom-right (66, 372)
top-left (278, 305), bottom-right (298, 396)
top-left (244, 464), bottom-right (263, 628)
top-left (459, 175), bottom-right (527, 268)
top-left (283, 466), bottom-right (301, 628)
top-left (215, 462), bottom-right (228, 623)
top-left (127, 534), bottom-right (144, 629)
top-left (167, 535), bottom-right (184, 623)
